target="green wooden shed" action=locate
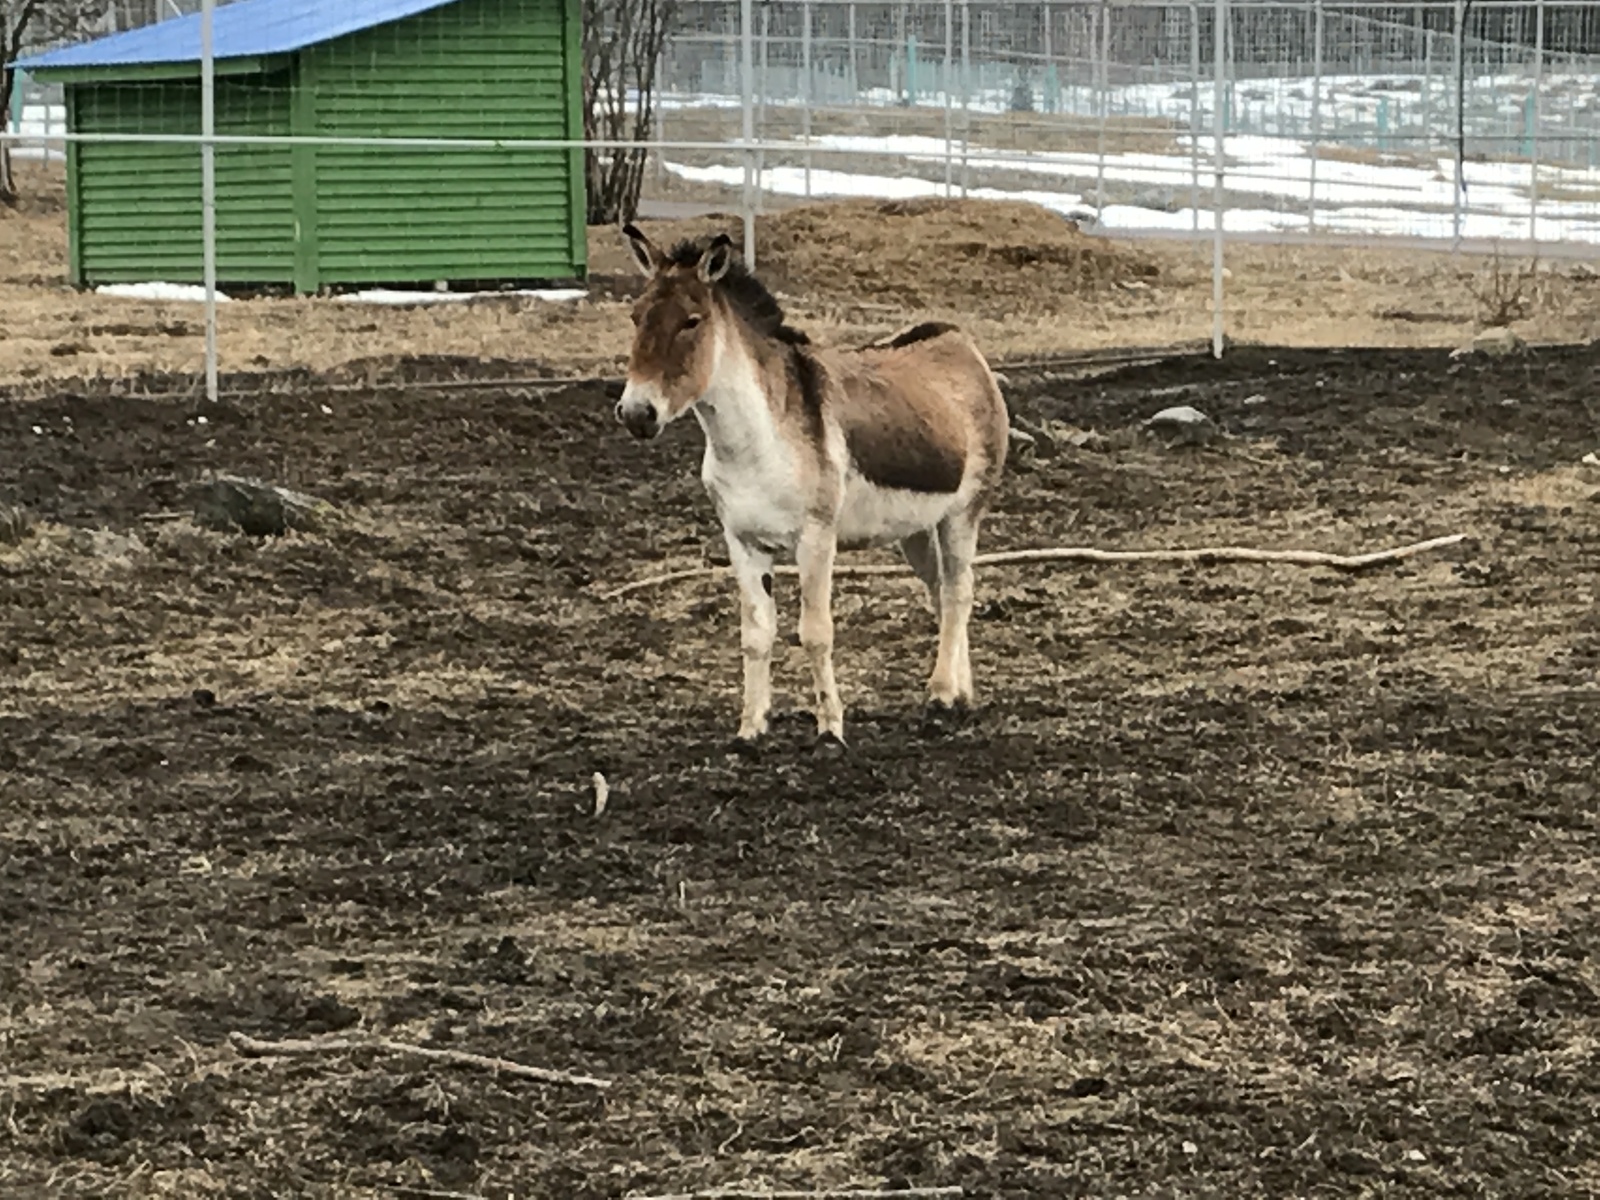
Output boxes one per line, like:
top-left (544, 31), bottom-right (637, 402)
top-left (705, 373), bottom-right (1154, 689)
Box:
top-left (15, 0), bottom-right (587, 293)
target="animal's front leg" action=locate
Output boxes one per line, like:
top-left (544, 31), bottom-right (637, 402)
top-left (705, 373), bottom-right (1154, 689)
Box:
top-left (727, 534), bottom-right (777, 742)
top-left (795, 519), bottom-right (845, 744)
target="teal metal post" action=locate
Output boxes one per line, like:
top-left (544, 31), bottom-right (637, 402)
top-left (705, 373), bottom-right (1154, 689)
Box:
top-left (7, 69), bottom-right (24, 132)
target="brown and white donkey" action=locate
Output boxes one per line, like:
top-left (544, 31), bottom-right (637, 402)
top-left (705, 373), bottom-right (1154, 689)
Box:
top-left (616, 224), bottom-right (1009, 747)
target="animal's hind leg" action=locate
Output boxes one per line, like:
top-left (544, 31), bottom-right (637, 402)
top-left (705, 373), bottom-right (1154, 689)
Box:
top-left (928, 508), bottom-right (983, 708)
top-left (796, 518), bottom-right (846, 743)
top-left (899, 530), bottom-right (942, 615)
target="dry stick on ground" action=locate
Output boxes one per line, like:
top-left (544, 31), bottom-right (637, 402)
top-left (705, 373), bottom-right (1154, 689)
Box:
top-left (625, 1189), bottom-right (965, 1200)
top-left (227, 1032), bottom-right (612, 1090)
top-left (599, 533), bottom-right (1470, 601)
top-left (391, 1188), bottom-right (489, 1200)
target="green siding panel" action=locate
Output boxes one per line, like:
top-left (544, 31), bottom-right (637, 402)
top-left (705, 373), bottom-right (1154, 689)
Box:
top-left (307, 0), bottom-right (582, 284)
top-left (71, 73), bottom-right (296, 286)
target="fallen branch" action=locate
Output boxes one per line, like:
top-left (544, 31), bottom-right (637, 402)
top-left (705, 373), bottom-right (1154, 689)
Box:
top-left (600, 533), bottom-right (1469, 600)
top-left (228, 1032), bottom-right (612, 1090)
top-left (626, 1189), bottom-right (963, 1200)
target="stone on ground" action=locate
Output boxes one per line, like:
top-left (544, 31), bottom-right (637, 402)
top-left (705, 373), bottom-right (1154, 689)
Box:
top-left (192, 475), bottom-right (335, 537)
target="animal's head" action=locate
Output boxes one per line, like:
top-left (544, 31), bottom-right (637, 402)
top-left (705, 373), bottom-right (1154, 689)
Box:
top-left (615, 223), bottom-right (735, 441)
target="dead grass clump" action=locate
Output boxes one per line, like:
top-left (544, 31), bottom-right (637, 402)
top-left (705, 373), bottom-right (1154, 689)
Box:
top-left (753, 196), bottom-right (1161, 318)
top-left (1469, 250), bottom-right (1544, 329)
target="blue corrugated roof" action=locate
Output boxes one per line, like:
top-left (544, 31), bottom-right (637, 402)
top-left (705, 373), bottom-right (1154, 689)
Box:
top-left (14, 0), bottom-right (463, 71)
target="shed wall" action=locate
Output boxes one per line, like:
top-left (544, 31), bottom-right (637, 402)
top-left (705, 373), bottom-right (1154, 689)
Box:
top-left (69, 75), bottom-right (296, 285)
top-left (305, 0), bottom-right (584, 285)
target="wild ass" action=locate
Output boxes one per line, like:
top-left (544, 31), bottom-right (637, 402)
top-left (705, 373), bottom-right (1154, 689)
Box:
top-left (615, 224), bottom-right (1009, 747)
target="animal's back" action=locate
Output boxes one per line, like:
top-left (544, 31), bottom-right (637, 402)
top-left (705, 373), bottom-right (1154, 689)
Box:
top-left (828, 322), bottom-right (1008, 497)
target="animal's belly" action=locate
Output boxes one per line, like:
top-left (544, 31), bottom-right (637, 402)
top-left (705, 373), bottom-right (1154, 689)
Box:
top-left (835, 479), bottom-right (957, 550)
top-left (706, 477), bottom-right (804, 552)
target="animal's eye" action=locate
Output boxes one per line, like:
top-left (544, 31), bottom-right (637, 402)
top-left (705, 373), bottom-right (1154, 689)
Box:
top-left (682, 315), bottom-right (702, 331)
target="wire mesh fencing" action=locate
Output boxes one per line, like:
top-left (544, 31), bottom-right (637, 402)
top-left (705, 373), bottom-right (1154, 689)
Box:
top-left (654, 0), bottom-right (1600, 251)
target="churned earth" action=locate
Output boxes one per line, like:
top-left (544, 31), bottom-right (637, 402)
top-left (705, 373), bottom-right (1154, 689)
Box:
top-left (2, 340), bottom-right (1599, 1197)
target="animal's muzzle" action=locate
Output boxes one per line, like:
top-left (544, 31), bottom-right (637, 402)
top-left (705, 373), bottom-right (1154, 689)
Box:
top-left (615, 390), bottom-right (662, 441)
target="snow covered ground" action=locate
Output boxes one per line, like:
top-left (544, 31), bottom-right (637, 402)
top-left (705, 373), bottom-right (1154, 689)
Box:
top-left (92, 283), bottom-right (589, 306)
top-left (667, 129), bottom-right (1600, 243)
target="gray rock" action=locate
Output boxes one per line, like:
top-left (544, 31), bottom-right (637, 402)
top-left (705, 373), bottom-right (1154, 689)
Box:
top-left (192, 474), bottom-right (335, 538)
top-left (1143, 404), bottom-right (1218, 447)
top-left (1451, 327), bottom-right (1526, 359)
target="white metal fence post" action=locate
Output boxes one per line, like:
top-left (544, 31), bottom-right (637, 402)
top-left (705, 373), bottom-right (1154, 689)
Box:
top-left (944, 0), bottom-right (955, 196)
top-left (1043, 0), bottom-right (1053, 115)
top-left (1095, 0), bottom-right (1108, 215)
top-left (1531, 0), bottom-right (1543, 243)
top-left (200, 0), bottom-right (218, 403)
top-left (741, 0), bottom-right (755, 267)
top-left (756, 5), bottom-right (770, 207)
top-left (959, 0), bottom-right (970, 197)
top-left (1421, 26), bottom-right (1432, 147)
top-left (654, 45), bottom-right (667, 191)
top-left (1309, 0), bottom-right (1323, 233)
top-left (1452, 0), bottom-right (1465, 250)
top-left (802, 0), bottom-right (813, 198)
top-left (1212, 0), bottom-right (1226, 358)
top-left (848, 2), bottom-right (858, 97)
top-left (1190, 0), bottom-right (1200, 234)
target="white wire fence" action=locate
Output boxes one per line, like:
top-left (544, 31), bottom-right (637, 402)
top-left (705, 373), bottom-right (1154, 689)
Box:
top-left (5, 0), bottom-right (1600, 398)
top-left (655, 0), bottom-right (1600, 250)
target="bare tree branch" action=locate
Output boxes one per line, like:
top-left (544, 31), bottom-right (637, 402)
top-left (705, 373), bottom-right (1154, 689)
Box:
top-left (583, 0), bottom-right (676, 224)
top-left (228, 1031), bottom-right (614, 1090)
top-left (2, 0), bottom-right (117, 204)
top-left (599, 534), bottom-right (1472, 600)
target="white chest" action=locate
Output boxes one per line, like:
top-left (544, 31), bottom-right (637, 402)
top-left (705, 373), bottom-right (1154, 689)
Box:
top-left (702, 442), bottom-right (805, 552)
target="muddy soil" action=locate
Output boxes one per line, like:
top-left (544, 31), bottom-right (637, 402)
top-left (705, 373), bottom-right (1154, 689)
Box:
top-left (2, 342), bottom-right (1599, 1198)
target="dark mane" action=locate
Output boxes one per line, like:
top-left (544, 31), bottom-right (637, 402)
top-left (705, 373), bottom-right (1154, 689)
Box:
top-left (666, 236), bottom-right (810, 347)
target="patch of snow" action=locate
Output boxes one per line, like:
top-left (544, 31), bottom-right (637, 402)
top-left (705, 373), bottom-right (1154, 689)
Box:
top-left (334, 288), bottom-right (588, 306)
top-left (96, 282), bottom-right (233, 303)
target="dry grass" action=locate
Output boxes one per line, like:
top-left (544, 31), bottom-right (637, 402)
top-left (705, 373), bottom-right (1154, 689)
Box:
top-left (1312, 143), bottom-right (1442, 172)
top-left (5, 153), bottom-right (1600, 389)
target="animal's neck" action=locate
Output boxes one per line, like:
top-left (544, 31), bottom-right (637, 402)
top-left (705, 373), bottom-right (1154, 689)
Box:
top-left (693, 330), bottom-right (781, 464)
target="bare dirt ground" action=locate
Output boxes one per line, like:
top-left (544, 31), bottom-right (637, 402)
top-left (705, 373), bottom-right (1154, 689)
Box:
top-left (6, 154), bottom-right (1600, 392)
top-left (3, 330), bottom-right (1599, 1195)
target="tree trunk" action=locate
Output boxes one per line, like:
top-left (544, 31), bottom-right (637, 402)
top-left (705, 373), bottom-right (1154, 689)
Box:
top-left (0, 64), bottom-right (17, 208)
top-left (583, 0), bottom-right (676, 226)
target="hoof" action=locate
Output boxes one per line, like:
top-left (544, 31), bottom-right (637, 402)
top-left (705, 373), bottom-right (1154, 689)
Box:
top-left (921, 697), bottom-right (971, 734)
top-left (814, 731), bottom-right (848, 758)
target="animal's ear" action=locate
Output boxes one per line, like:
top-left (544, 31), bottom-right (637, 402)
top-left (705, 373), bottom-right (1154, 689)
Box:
top-left (621, 222), bottom-right (662, 277)
top-left (698, 234), bottom-right (734, 284)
